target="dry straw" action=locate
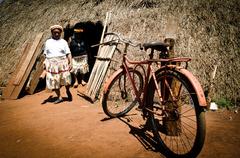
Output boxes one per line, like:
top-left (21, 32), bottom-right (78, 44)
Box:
top-left (0, 0), bottom-right (239, 102)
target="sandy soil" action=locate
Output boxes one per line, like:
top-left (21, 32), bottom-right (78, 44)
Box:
top-left (0, 86), bottom-right (239, 158)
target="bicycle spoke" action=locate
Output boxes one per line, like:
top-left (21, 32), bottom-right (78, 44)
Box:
top-left (148, 70), bottom-right (205, 157)
top-left (164, 78), bottom-right (177, 102)
top-left (182, 126), bottom-right (195, 148)
top-left (179, 132), bottom-right (190, 154)
top-left (181, 115), bottom-right (197, 123)
top-left (102, 69), bottom-right (143, 117)
top-left (181, 122), bottom-right (196, 138)
top-left (180, 106), bottom-right (195, 115)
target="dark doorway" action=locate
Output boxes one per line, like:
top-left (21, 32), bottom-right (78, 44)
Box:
top-left (64, 20), bottom-right (104, 82)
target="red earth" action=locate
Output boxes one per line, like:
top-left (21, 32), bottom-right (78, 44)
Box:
top-left (0, 86), bottom-right (239, 158)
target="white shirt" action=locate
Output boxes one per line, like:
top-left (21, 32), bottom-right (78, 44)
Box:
top-left (43, 38), bottom-right (71, 58)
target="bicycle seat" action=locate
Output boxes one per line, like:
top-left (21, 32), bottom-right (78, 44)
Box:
top-left (142, 42), bottom-right (169, 52)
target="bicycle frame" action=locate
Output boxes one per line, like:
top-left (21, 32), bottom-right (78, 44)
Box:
top-left (103, 51), bottom-right (207, 110)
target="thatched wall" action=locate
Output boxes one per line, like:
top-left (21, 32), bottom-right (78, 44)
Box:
top-left (0, 0), bottom-right (239, 102)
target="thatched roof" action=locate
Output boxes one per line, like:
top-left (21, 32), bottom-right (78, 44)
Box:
top-left (0, 0), bottom-right (239, 102)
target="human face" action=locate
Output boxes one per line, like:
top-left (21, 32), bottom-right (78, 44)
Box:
top-left (51, 29), bottom-right (62, 40)
top-left (74, 32), bottom-right (82, 39)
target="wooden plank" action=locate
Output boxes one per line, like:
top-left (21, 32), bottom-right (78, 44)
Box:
top-left (86, 36), bottom-right (111, 95)
top-left (2, 41), bottom-right (32, 99)
top-left (89, 44), bottom-right (116, 97)
top-left (26, 54), bottom-right (45, 94)
top-left (87, 37), bottom-right (109, 93)
top-left (24, 34), bottom-right (46, 94)
top-left (3, 33), bottom-right (44, 99)
top-left (13, 41), bottom-right (37, 86)
top-left (86, 35), bottom-right (116, 101)
top-left (10, 33), bottom-right (44, 99)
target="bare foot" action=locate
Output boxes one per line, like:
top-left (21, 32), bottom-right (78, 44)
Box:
top-left (81, 81), bottom-right (87, 86)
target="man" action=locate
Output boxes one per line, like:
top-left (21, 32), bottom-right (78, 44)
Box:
top-left (43, 24), bottom-right (72, 104)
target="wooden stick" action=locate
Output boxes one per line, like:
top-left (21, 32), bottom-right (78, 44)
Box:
top-left (97, 11), bottom-right (111, 56)
top-left (207, 65), bottom-right (218, 105)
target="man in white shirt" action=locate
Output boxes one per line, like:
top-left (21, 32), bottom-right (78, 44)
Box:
top-left (43, 25), bottom-right (72, 104)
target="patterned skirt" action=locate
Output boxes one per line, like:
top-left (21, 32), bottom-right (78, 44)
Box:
top-left (44, 56), bottom-right (72, 90)
top-left (71, 55), bottom-right (89, 75)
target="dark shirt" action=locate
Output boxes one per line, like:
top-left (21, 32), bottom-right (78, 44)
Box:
top-left (69, 37), bottom-right (88, 57)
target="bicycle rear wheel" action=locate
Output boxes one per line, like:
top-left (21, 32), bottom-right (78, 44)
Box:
top-left (102, 69), bottom-right (143, 118)
top-left (147, 69), bottom-right (206, 158)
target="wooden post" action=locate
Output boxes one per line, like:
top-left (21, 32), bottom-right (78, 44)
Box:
top-left (162, 18), bottom-right (182, 136)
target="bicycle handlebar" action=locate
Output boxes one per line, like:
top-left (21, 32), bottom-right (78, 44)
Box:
top-left (92, 32), bottom-right (170, 54)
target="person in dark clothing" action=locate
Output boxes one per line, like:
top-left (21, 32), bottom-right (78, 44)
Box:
top-left (64, 21), bottom-right (104, 83)
top-left (69, 28), bottom-right (89, 87)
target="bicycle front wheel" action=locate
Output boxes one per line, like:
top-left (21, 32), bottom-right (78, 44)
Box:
top-left (102, 69), bottom-right (143, 118)
top-left (147, 69), bottom-right (206, 158)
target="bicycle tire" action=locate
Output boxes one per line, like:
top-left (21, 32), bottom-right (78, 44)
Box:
top-left (146, 68), bottom-right (206, 158)
top-left (102, 69), bottom-right (143, 118)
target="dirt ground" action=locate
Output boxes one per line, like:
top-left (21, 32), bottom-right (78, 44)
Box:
top-left (0, 86), bottom-right (239, 158)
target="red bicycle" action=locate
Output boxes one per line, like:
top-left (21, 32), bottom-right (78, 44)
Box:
top-left (99, 32), bottom-right (207, 158)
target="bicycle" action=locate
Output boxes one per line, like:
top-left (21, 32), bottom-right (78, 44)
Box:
top-left (98, 32), bottom-right (207, 158)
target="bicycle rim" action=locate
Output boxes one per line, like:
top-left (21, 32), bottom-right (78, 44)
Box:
top-left (102, 69), bottom-right (143, 118)
top-left (147, 69), bottom-right (206, 158)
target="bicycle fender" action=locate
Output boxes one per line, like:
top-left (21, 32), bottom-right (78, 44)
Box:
top-left (103, 68), bottom-right (124, 93)
top-left (156, 66), bottom-right (207, 107)
top-left (178, 68), bottom-right (207, 107)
